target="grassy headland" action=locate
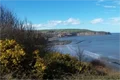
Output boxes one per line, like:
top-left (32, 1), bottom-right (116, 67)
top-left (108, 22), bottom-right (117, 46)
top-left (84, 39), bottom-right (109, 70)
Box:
top-left (36, 29), bottom-right (111, 38)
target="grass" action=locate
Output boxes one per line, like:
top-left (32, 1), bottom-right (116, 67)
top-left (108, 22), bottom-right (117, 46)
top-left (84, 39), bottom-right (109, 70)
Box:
top-left (63, 72), bottom-right (120, 80)
top-left (38, 29), bottom-right (95, 33)
top-left (2, 73), bottom-right (120, 80)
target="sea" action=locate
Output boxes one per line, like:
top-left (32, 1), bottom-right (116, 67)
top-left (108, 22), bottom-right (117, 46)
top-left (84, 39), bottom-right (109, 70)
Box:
top-left (54, 33), bottom-right (120, 71)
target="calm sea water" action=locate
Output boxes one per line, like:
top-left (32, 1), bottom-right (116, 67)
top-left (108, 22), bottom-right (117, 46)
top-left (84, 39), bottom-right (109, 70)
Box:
top-left (58, 33), bottom-right (120, 60)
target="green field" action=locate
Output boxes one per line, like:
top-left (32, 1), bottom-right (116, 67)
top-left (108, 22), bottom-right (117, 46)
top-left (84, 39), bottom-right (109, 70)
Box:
top-left (37, 29), bottom-right (95, 33)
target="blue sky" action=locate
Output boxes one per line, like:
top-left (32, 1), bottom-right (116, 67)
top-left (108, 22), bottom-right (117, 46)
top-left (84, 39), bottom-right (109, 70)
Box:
top-left (1, 0), bottom-right (120, 32)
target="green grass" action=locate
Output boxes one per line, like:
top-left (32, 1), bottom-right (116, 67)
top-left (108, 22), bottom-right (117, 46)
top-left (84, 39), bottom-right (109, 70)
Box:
top-left (37, 29), bottom-right (95, 33)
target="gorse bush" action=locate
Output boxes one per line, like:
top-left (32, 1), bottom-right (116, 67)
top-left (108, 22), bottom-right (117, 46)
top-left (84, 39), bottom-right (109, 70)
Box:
top-left (43, 53), bottom-right (103, 79)
top-left (33, 50), bottom-right (46, 71)
top-left (32, 50), bottom-right (46, 79)
top-left (0, 40), bottom-right (108, 79)
top-left (43, 53), bottom-right (79, 79)
top-left (0, 39), bottom-right (26, 75)
top-left (0, 39), bottom-right (46, 79)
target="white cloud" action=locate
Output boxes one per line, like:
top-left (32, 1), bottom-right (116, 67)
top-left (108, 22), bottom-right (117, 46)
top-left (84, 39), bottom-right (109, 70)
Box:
top-left (33, 24), bottom-right (43, 27)
top-left (91, 17), bottom-right (120, 25)
top-left (110, 17), bottom-right (120, 22)
top-left (90, 18), bottom-right (104, 24)
top-left (63, 18), bottom-right (80, 25)
top-left (32, 20), bottom-right (62, 28)
top-left (103, 5), bottom-right (116, 8)
top-left (109, 17), bottom-right (120, 25)
top-left (32, 18), bottom-right (80, 28)
top-left (96, 0), bottom-right (119, 9)
top-left (47, 20), bottom-right (62, 26)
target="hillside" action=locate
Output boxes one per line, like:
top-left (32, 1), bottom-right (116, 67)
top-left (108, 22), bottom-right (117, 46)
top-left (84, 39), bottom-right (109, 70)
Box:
top-left (36, 29), bottom-right (111, 38)
top-left (39, 29), bottom-right (95, 33)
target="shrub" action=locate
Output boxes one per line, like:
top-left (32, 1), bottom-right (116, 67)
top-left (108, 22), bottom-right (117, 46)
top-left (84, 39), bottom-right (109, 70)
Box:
top-left (0, 39), bottom-right (47, 79)
top-left (31, 50), bottom-right (46, 79)
top-left (43, 52), bottom-right (100, 79)
top-left (90, 59), bottom-right (106, 67)
top-left (0, 39), bottom-right (25, 74)
top-left (90, 59), bottom-right (108, 75)
top-left (0, 40), bottom-right (107, 79)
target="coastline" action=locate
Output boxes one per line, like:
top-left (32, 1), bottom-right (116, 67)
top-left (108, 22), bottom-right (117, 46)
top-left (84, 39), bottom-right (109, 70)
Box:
top-left (52, 33), bottom-right (120, 72)
top-left (49, 40), bottom-right (72, 45)
top-left (54, 44), bottom-right (120, 72)
top-left (41, 29), bottom-right (111, 38)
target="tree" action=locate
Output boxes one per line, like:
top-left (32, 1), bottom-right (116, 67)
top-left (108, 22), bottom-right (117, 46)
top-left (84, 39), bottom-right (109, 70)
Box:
top-left (0, 5), bottom-right (49, 57)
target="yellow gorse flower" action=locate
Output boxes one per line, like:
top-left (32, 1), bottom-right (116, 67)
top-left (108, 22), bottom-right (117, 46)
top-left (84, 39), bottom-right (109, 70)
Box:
top-left (34, 57), bottom-right (46, 72)
top-left (0, 39), bottom-right (26, 67)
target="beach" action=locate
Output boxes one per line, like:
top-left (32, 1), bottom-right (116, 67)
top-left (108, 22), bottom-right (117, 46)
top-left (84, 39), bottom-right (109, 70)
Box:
top-left (53, 33), bottom-right (120, 71)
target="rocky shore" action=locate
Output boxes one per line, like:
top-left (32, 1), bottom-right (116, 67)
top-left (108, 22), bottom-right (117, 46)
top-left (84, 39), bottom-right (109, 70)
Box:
top-left (49, 40), bottom-right (72, 45)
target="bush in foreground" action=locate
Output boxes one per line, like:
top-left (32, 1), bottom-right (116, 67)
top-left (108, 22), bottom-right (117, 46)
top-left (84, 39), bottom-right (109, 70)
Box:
top-left (0, 39), bottom-right (46, 79)
top-left (43, 53), bottom-right (104, 79)
top-left (0, 39), bottom-right (25, 75)
top-left (0, 39), bottom-right (109, 79)
top-left (90, 59), bottom-right (109, 75)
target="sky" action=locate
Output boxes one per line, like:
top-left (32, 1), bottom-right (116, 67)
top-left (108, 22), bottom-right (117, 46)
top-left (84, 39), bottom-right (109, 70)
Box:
top-left (1, 0), bottom-right (120, 33)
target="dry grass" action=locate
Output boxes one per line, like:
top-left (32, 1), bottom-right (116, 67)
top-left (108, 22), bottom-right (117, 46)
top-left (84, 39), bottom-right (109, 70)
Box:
top-left (64, 66), bottom-right (120, 80)
top-left (63, 73), bottom-right (120, 80)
